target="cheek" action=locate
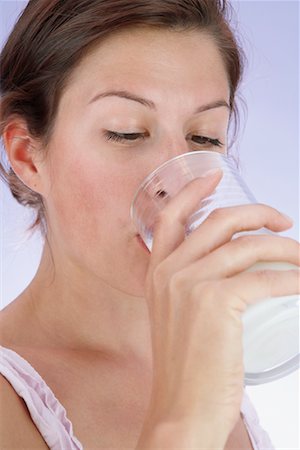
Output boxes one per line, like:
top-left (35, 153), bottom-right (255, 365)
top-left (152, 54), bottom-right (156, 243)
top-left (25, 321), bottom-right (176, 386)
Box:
top-left (46, 154), bottom-right (132, 241)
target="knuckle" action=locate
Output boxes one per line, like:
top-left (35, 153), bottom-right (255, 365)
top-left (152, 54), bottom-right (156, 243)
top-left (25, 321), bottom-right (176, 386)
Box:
top-left (191, 280), bottom-right (221, 305)
top-left (209, 279), bottom-right (247, 313)
top-left (152, 262), bottom-right (169, 286)
top-left (169, 271), bottom-right (187, 294)
top-left (233, 234), bottom-right (257, 247)
top-left (256, 202), bottom-right (278, 214)
top-left (206, 206), bottom-right (244, 233)
top-left (191, 280), bottom-right (247, 316)
top-left (207, 207), bottom-right (227, 221)
top-left (220, 286), bottom-right (243, 310)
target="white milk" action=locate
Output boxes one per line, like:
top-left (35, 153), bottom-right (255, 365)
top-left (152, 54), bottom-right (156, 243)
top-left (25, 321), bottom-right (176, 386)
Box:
top-left (242, 261), bottom-right (299, 379)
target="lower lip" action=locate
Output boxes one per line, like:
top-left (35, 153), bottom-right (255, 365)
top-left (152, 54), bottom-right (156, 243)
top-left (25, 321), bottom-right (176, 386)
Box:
top-left (136, 234), bottom-right (150, 253)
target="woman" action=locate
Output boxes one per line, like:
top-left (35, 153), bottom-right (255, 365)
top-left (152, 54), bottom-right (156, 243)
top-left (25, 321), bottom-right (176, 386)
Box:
top-left (0, 0), bottom-right (299, 448)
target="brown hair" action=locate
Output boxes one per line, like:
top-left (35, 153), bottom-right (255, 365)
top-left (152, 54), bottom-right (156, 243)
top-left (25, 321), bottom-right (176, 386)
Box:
top-left (0, 0), bottom-right (245, 234)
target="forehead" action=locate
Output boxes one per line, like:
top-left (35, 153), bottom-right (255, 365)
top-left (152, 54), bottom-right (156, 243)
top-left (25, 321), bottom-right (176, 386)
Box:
top-left (59, 27), bottom-right (229, 113)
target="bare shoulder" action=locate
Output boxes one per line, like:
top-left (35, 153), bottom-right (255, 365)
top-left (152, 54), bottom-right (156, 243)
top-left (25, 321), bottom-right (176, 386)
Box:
top-left (0, 374), bottom-right (49, 449)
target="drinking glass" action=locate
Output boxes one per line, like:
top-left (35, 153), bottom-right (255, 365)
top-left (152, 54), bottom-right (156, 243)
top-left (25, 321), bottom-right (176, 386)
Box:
top-left (130, 150), bottom-right (299, 385)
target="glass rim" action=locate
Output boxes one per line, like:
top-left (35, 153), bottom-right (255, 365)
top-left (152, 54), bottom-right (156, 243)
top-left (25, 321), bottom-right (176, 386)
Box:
top-left (130, 150), bottom-right (232, 220)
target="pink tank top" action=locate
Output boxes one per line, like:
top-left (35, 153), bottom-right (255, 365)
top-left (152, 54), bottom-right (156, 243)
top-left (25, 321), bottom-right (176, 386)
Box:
top-left (0, 345), bottom-right (275, 450)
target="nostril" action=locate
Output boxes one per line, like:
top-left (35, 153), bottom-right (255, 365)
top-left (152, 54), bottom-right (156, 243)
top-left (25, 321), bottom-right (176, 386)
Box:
top-left (155, 189), bottom-right (168, 198)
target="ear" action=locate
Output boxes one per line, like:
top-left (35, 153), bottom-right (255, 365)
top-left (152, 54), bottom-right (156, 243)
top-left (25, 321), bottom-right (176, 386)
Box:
top-left (3, 119), bottom-right (44, 194)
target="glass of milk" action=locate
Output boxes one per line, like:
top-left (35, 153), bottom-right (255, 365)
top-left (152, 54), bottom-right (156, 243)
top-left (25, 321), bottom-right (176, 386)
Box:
top-left (130, 150), bottom-right (299, 385)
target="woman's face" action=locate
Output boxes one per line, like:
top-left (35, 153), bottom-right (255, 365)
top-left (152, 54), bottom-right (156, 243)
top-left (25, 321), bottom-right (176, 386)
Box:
top-left (40, 27), bottom-right (230, 296)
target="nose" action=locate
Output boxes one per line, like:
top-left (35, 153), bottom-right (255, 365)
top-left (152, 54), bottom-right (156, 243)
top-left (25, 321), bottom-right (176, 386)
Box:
top-left (140, 133), bottom-right (193, 200)
top-left (153, 132), bottom-right (191, 167)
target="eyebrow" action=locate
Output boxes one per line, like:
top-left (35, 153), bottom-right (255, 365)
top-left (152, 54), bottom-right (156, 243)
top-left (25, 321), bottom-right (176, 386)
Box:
top-left (89, 89), bottom-right (230, 113)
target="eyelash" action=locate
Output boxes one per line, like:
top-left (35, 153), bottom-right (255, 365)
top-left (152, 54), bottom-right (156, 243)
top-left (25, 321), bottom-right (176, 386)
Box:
top-left (104, 131), bottom-right (224, 148)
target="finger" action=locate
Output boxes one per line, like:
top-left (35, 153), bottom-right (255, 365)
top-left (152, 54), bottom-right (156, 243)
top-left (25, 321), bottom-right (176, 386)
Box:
top-left (162, 203), bottom-right (294, 272)
top-left (215, 268), bottom-right (300, 308)
top-left (181, 235), bottom-right (300, 283)
top-left (149, 169), bottom-right (223, 271)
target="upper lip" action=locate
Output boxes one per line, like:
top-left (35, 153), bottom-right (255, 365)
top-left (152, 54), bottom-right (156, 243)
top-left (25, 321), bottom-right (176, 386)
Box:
top-left (136, 234), bottom-right (150, 252)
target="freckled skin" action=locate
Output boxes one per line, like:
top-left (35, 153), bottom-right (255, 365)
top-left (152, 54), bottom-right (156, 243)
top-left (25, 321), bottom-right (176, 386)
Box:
top-left (40, 27), bottom-right (230, 297)
top-left (1, 27), bottom-right (230, 366)
top-left (0, 29), bottom-right (259, 449)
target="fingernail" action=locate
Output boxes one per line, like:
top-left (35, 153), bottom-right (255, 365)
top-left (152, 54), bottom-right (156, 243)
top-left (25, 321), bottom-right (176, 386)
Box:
top-left (200, 168), bottom-right (222, 178)
top-left (281, 213), bottom-right (294, 224)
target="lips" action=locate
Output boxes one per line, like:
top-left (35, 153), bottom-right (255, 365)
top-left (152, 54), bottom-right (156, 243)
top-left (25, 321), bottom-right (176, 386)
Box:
top-left (136, 234), bottom-right (150, 253)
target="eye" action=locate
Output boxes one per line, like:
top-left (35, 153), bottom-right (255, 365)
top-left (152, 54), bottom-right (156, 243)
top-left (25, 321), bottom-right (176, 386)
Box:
top-left (190, 135), bottom-right (224, 148)
top-left (104, 130), bottom-right (147, 143)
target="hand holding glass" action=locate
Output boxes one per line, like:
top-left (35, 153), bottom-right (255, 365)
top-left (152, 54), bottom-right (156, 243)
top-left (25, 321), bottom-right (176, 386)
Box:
top-left (130, 151), bottom-right (299, 385)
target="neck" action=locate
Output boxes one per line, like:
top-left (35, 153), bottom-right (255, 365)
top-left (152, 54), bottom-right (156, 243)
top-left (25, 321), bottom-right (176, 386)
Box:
top-left (22, 241), bottom-right (152, 364)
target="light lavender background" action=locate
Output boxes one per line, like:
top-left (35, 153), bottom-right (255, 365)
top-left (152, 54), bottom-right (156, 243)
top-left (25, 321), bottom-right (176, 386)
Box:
top-left (0, 0), bottom-right (299, 448)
